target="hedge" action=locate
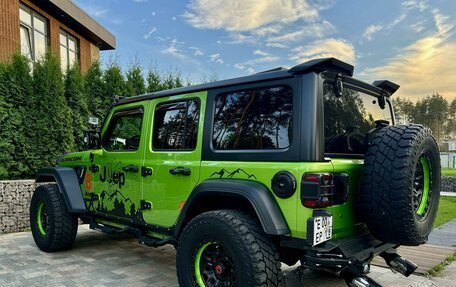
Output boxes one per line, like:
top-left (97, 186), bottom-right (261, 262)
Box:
top-left (0, 53), bottom-right (185, 180)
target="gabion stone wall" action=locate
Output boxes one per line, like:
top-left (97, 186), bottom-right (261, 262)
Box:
top-left (0, 180), bottom-right (36, 234)
top-left (442, 176), bottom-right (456, 193)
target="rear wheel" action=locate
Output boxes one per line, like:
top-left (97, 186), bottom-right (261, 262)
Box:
top-left (359, 124), bottom-right (440, 245)
top-left (176, 210), bottom-right (281, 287)
top-left (30, 184), bottom-right (78, 252)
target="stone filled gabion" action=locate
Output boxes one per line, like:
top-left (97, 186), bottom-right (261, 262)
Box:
top-left (0, 180), bottom-right (36, 234)
top-left (441, 176), bottom-right (456, 193)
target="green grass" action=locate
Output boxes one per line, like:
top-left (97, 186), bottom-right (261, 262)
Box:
top-left (434, 196), bottom-right (456, 228)
top-left (442, 168), bottom-right (456, 176)
top-left (428, 251), bottom-right (456, 276)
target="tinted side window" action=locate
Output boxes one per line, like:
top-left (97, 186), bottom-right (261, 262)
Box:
top-left (153, 100), bottom-right (200, 150)
top-left (102, 109), bottom-right (143, 151)
top-left (324, 83), bottom-right (393, 155)
top-left (213, 86), bottom-right (293, 150)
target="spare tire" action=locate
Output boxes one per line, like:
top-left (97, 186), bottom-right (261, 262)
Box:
top-left (359, 124), bottom-right (440, 246)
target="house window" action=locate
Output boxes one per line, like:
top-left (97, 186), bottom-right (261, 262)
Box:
top-left (19, 4), bottom-right (48, 61)
top-left (59, 30), bottom-right (79, 70)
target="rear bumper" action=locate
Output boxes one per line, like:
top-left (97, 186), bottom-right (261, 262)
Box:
top-left (281, 233), bottom-right (396, 275)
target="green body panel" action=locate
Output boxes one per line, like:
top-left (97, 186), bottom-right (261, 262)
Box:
top-left (327, 158), bottom-right (365, 239)
top-left (141, 92), bottom-right (206, 227)
top-left (57, 93), bottom-right (366, 241)
top-left (90, 101), bottom-right (148, 223)
top-left (199, 161), bottom-right (301, 237)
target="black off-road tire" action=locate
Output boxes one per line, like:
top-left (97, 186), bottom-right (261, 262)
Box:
top-left (359, 124), bottom-right (440, 246)
top-left (30, 184), bottom-right (78, 252)
top-left (176, 210), bottom-right (281, 287)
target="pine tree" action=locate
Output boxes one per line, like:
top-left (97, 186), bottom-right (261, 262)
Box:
top-left (103, 61), bottom-right (126, 103)
top-left (146, 66), bottom-right (163, 92)
top-left (0, 54), bottom-right (33, 179)
top-left (29, 53), bottom-right (73, 173)
top-left (0, 63), bottom-right (13, 179)
top-left (85, 61), bottom-right (105, 120)
top-left (125, 62), bottom-right (146, 97)
top-left (65, 64), bottom-right (89, 150)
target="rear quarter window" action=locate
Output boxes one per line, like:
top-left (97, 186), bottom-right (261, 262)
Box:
top-left (212, 85), bottom-right (293, 150)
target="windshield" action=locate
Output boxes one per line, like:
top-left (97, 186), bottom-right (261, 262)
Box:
top-left (323, 83), bottom-right (394, 155)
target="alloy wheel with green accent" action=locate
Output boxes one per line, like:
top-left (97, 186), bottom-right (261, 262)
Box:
top-left (413, 155), bottom-right (432, 219)
top-left (194, 241), bottom-right (235, 287)
top-left (36, 201), bottom-right (49, 236)
top-left (30, 184), bottom-right (78, 252)
top-left (177, 210), bottom-right (281, 287)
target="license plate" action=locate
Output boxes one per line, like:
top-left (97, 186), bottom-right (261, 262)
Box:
top-left (313, 216), bottom-right (332, 246)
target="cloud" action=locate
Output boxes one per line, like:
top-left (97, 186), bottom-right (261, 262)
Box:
top-left (234, 51), bottom-right (280, 72)
top-left (290, 38), bottom-right (356, 64)
top-left (362, 24), bottom-right (384, 41)
top-left (132, 0), bottom-right (148, 2)
top-left (253, 50), bottom-right (269, 56)
top-left (162, 39), bottom-right (187, 60)
top-left (266, 20), bottom-right (334, 44)
top-left (361, 12), bottom-right (407, 41)
top-left (184, 0), bottom-right (318, 32)
top-left (360, 10), bottom-right (456, 100)
top-left (189, 46), bottom-right (204, 56)
top-left (209, 53), bottom-right (224, 64)
top-left (143, 27), bottom-right (157, 40)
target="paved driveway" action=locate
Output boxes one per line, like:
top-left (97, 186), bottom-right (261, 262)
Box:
top-left (0, 226), bottom-right (455, 287)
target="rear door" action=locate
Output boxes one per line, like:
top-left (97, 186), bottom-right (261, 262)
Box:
top-left (141, 92), bottom-right (206, 228)
top-left (323, 82), bottom-right (394, 238)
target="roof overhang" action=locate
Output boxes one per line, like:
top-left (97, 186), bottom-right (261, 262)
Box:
top-left (33, 0), bottom-right (116, 50)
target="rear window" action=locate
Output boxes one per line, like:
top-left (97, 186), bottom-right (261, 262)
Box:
top-left (212, 85), bottom-right (293, 150)
top-left (324, 83), bottom-right (393, 155)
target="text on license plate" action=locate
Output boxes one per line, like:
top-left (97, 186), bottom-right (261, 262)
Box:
top-left (313, 216), bottom-right (332, 246)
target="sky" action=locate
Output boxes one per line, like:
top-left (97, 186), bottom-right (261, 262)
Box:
top-left (73, 0), bottom-right (456, 101)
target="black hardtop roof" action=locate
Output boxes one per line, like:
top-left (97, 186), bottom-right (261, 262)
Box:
top-left (114, 58), bottom-right (398, 106)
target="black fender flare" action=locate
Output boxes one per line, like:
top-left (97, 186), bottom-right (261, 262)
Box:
top-left (36, 167), bottom-right (87, 213)
top-left (174, 179), bottom-right (290, 237)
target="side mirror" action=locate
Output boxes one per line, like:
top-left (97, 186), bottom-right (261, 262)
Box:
top-left (84, 130), bottom-right (101, 149)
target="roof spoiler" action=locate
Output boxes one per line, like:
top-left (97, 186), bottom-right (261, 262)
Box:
top-left (372, 80), bottom-right (400, 95)
top-left (289, 58), bottom-right (354, 77)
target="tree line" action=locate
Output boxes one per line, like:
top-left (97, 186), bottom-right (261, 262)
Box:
top-left (0, 53), bottom-right (194, 180)
top-left (393, 94), bottom-right (456, 142)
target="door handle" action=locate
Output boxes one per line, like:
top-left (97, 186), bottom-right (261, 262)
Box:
top-left (169, 167), bottom-right (191, 176)
top-left (122, 165), bottom-right (139, 173)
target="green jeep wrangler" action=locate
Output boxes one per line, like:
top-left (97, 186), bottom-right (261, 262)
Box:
top-left (30, 58), bottom-right (440, 287)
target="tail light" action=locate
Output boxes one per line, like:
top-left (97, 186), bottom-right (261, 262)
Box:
top-left (301, 173), bottom-right (349, 208)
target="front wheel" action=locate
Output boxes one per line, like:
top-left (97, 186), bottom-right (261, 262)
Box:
top-left (176, 210), bottom-right (281, 287)
top-left (30, 184), bottom-right (78, 252)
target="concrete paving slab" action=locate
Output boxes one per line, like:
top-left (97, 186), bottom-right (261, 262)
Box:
top-left (0, 225), bottom-right (456, 286)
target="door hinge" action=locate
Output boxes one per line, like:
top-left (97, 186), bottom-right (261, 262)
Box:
top-left (140, 200), bottom-right (152, 210)
top-left (141, 167), bottom-right (153, 177)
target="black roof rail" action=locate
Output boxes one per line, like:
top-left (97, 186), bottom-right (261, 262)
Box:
top-left (256, 67), bottom-right (289, 74)
top-left (372, 80), bottom-right (400, 95)
top-left (289, 57), bottom-right (354, 77)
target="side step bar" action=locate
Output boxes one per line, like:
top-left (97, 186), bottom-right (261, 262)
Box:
top-left (88, 221), bottom-right (174, 248)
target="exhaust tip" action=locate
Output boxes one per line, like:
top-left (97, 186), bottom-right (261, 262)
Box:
top-left (381, 252), bottom-right (418, 277)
